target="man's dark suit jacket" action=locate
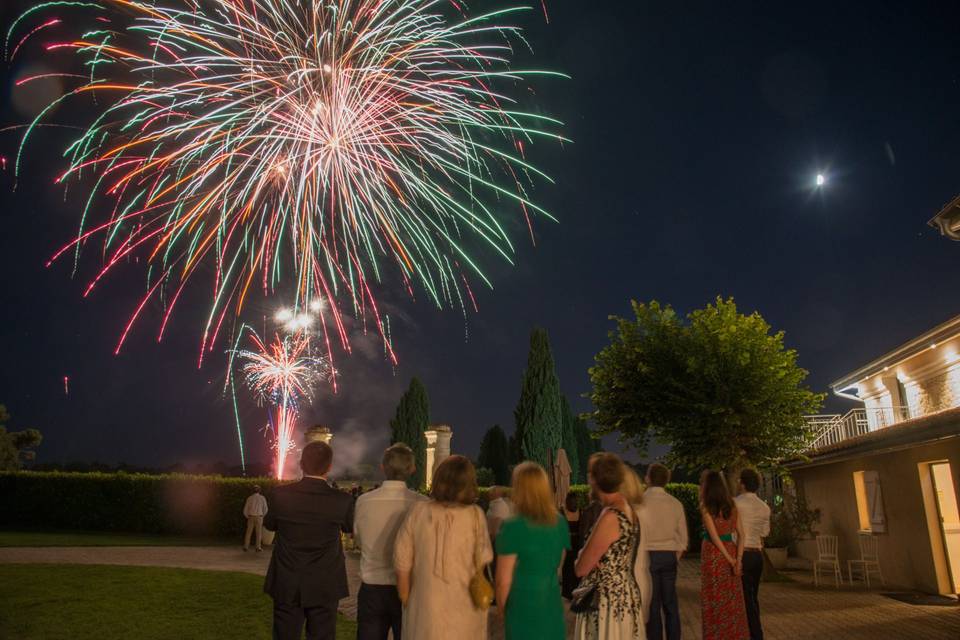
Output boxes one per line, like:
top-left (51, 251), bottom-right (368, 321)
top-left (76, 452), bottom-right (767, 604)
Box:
top-left (264, 477), bottom-right (356, 608)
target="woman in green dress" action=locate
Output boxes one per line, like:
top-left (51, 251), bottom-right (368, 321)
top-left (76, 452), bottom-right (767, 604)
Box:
top-left (495, 461), bottom-right (571, 640)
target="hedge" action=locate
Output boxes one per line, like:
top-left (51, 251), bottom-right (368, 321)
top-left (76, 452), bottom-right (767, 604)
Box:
top-left (2, 472), bottom-right (702, 548)
top-left (0, 471), bottom-right (279, 538)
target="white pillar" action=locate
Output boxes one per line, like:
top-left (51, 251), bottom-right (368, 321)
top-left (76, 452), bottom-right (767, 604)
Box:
top-left (423, 424), bottom-right (453, 489)
top-left (304, 425), bottom-right (333, 445)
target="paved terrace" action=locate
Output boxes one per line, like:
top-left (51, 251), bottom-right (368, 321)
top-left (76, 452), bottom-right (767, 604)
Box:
top-left (1, 547), bottom-right (957, 639)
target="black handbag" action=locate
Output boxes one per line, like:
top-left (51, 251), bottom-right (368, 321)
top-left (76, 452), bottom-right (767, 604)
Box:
top-left (569, 581), bottom-right (598, 613)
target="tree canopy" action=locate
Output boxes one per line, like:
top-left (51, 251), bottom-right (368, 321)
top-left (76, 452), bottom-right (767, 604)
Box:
top-left (513, 328), bottom-right (563, 469)
top-left (586, 298), bottom-right (824, 471)
top-left (0, 405), bottom-right (42, 471)
top-left (389, 378), bottom-right (430, 488)
top-left (477, 424), bottom-right (511, 485)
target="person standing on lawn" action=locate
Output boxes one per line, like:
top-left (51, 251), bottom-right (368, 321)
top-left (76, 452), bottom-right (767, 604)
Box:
top-left (264, 441), bottom-right (355, 640)
top-left (353, 443), bottom-right (427, 640)
top-left (243, 484), bottom-right (268, 552)
top-left (734, 469), bottom-right (771, 640)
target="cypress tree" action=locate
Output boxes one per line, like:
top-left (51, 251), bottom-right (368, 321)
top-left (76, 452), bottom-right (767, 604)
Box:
top-left (389, 377), bottom-right (430, 488)
top-left (513, 327), bottom-right (563, 469)
top-left (574, 415), bottom-right (599, 483)
top-left (477, 424), bottom-right (510, 486)
top-left (560, 396), bottom-right (581, 484)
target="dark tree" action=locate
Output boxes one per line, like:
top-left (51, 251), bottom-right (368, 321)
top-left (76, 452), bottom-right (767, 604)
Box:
top-left (587, 297), bottom-right (824, 472)
top-left (477, 424), bottom-right (510, 485)
top-left (513, 328), bottom-right (563, 469)
top-left (0, 405), bottom-right (42, 471)
top-left (559, 397), bottom-right (581, 484)
top-left (573, 414), bottom-right (600, 483)
top-left (507, 432), bottom-right (521, 466)
top-left (389, 378), bottom-right (430, 488)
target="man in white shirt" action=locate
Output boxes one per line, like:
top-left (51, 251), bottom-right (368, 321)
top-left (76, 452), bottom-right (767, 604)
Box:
top-left (242, 484), bottom-right (268, 552)
top-left (353, 443), bottom-right (427, 640)
top-left (734, 469), bottom-right (771, 640)
top-left (637, 463), bottom-right (687, 640)
top-left (486, 486), bottom-right (514, 539)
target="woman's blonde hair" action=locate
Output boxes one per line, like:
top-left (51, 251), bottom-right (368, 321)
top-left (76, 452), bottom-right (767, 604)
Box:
top-left (512, 461), bottom-right (558, 526)
top-left (620, 466), bottom-right (645, 506)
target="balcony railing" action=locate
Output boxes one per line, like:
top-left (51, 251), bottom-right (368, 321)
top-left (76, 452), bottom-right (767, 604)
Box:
top-left (805, 406), bottom-right (920, 452)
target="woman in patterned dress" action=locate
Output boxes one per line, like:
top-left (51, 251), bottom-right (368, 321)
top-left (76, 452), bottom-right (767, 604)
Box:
top-left (699, 470), bottom-right (749, 640)
top-left (574, 453), bottom-right (645, 640)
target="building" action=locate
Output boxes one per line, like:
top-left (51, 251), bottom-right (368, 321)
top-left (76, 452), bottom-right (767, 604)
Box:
top-left (791, 314), bottom-right (960, 595)
top-left (929, 194), bottom-right (960, 240)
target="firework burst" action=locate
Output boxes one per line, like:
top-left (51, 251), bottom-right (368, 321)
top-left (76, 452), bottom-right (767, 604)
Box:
top-left (10, 0), bottom-right (566, 365)
top-left (236, 330), bottom-right (331, 478)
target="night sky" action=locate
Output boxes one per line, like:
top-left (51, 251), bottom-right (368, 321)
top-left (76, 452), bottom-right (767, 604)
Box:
top-left (2, 0), bottom-right (959, 472)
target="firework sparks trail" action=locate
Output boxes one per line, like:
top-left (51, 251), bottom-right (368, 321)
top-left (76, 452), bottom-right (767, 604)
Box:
top-left (10, 0), bottom-right (566, 368)
top-left (236, 330), bottom-right (331, 479)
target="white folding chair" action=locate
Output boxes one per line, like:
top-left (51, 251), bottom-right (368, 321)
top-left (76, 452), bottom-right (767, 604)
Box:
top-left (813, 535), bottom-right (843, 588)
top-left (847, 534), bottom-right (884, 588)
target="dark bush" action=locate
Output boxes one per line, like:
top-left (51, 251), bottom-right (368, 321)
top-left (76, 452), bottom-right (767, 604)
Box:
top-left (3, 472), bottom-right (703, 547)
top-left (0, 471), bottom-right (279, 538)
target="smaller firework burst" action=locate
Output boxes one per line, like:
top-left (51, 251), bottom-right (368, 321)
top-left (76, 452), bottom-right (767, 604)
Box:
top-left (236, 331), bottom-right (331, 479)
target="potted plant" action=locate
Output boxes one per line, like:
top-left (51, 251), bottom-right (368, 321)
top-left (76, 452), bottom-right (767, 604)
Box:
top-left (764, 496), bottom-right (820, 570)
top-left (764, 508), bottom-right (791, 569)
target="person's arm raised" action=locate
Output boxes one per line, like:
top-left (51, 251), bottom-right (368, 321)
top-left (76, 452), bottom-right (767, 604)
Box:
top-left (574, 509), bottom-right (620, 578)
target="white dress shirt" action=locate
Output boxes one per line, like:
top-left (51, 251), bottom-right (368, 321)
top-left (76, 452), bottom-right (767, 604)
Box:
top-left (636, 486), bottom-right (688, 552)
top-left (354, 480), bottom-right (428, 585)
top-left (243, 493), bottom-right (268, 517)
top-left (734, 492), bottom-right (771, 549)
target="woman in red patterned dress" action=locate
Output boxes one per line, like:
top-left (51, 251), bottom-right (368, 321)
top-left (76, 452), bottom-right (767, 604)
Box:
top-left (699, 470), bottom-right (749, 640)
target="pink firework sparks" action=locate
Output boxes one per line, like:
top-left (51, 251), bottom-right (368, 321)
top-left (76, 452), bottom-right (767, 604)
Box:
top-left (237, 331), bottom-right (330, 479)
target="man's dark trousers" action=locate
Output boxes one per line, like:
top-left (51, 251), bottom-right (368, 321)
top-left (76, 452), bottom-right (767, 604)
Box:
top-left (742, 550), bottom-right (764, 640)
top-left (357, 583), bottom-right (402, 640)
top-left (272, 600), bottom-right (336, 640)
top-left (646, 550), bottom-right (681, 640)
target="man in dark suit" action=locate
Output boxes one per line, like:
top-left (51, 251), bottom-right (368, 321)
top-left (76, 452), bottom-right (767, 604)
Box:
top-left (264, 441), bottom-right (355, 640)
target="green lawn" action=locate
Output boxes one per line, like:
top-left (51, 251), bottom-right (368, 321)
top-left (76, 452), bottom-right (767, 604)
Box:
top-left (0, 530), bottom-right (231, 547)
top-left (0, 564), bottom-right (358, 640)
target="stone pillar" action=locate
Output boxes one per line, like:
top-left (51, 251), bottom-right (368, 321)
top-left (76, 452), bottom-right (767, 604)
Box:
top-left (304, 425), bottom-right (333, 445)
top-left (423, 424), bottom-right (453, 489)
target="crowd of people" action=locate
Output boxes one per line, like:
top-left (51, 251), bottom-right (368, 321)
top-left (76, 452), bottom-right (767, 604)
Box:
top-left (249, 440), bottom-right (772, 640)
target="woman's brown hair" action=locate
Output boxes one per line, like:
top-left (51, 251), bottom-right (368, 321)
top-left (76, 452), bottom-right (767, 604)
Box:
top-left (589, 452), bottom-right (625, 494)
top-left (430, 455), bottom-right (478, 505)
top-left (512, 462), bottom-right (558, 526)
top-left (700, 470), bottom-right (734, 519)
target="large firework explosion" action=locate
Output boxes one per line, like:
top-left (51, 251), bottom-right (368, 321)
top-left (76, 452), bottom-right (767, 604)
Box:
top-left (8, 0), bottom-right (566, 368)
top-left (235, 329), bottom-right (331, 478)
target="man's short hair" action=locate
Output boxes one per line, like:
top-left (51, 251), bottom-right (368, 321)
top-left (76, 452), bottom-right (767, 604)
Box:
top-left (590, 452), bottom-right (625, 494)
top-left (300, 441), bottom-right (333, 476)
top-left (646, 463), bottom-right (671, 487)
top-left (740, 468), bottom-right (762, 493)
top-left (382, 443), bottom-right (416, 481)
top-left (253, 484), bottom-right (261, 493)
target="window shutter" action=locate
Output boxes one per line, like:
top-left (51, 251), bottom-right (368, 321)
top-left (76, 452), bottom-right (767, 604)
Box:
top-left (863, 470), bottom-right (886, 533)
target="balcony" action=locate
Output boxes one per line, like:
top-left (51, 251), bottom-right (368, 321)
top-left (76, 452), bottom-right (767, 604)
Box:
top-left (805, 406), bottom-right (922, 452)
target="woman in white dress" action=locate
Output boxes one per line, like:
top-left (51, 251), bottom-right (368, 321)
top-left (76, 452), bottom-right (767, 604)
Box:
top-left (574, 453), bottom-right (645, 640)
top-left (395, 455), bottom-right (493, 640)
